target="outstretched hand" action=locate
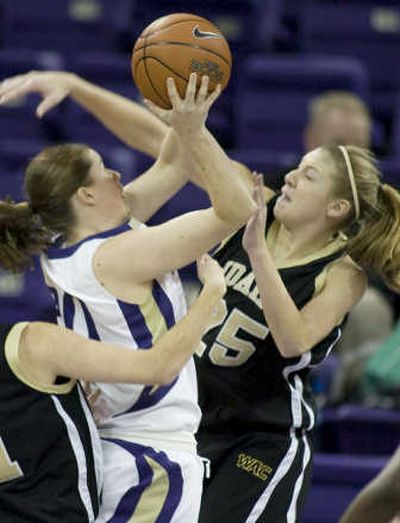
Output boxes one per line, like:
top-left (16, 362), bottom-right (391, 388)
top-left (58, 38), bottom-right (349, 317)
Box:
top-left (145, 73), bottom-right (221, 136)
top-left (242, 173), bottom-right (268, 254)
top-left (0, 71), bottom-right (74, 118)
top-left (197, 253), bottom-right (226, 297)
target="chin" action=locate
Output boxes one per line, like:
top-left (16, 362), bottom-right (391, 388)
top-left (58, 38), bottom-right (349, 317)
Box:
top-left (273, 198), bottom-right (286, 219)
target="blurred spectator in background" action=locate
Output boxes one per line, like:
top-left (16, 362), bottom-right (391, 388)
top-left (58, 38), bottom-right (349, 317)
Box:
top-left (267, 90), bottom-right (372, 191)
top-left (303, 91), bottom-right (372, 151)
top-left (329, 286), bottom-right (395, 405)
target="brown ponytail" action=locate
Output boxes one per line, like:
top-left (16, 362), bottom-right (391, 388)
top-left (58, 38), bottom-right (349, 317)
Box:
top-left (0, 200), bottom-right (52, 272)
top-left (325, 145), bottom-right (400, 291)
top-left (0, 143), bottom-right (92, 273)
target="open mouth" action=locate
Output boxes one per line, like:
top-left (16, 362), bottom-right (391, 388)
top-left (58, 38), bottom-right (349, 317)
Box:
top-left (278, 188), bottom-right (292, 203)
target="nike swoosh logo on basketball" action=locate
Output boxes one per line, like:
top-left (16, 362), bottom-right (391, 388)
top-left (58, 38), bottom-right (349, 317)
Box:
top-left (192, 25), bottom-right (222, 39)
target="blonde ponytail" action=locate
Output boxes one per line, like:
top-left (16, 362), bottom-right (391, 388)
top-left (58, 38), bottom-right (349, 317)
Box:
top-left (347, 183), bottom-right (400, 291)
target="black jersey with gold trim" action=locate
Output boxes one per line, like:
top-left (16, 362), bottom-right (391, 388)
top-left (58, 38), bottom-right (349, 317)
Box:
top-left (196, 197), bottom-right (346, 434)
top-left (0, 323), bottom-right (102, 523)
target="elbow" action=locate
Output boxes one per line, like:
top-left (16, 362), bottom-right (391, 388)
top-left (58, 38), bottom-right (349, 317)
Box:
top-left (272, 323), bottom-right (315, 359)
top-left (150, 353), bottom-right (180, 386)
top-left (214, 198), bottom-right (257, 227)
top-left (275, 338), bottom-right (310, 359)
top-left (157, 368), bottom-right (179, 386)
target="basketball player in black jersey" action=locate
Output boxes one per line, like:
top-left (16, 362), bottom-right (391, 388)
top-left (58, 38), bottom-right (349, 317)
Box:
top-left (146, 77), bottom-right (400, 522)
top-left (0, 254), bottom-right (226, 523)
top-left (2, 70), bottom-right (400, 522)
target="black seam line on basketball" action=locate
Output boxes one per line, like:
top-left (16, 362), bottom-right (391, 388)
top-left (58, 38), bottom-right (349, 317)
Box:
top-left (141, 18), bottom-right (208, 39)
top-left (134, 41), bottom-right (231, 66)
top-left (136, 56), bottom-right (191, 87)
top-left (142, 41), bottom-right (171, 107)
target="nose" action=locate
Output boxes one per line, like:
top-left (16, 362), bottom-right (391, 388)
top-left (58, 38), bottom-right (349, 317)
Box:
top-left (111, 170), bottom-right (121, 181)
top-left (284, 169), bottom-right (297, 187)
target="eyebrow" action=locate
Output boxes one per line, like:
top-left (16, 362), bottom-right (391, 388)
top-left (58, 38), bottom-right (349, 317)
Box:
top-left (299, 162), bottom-right (321, 176)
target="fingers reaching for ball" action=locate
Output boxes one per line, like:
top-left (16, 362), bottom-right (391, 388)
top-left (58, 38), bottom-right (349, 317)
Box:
top-left (145, 73), bottom-right (221, 134)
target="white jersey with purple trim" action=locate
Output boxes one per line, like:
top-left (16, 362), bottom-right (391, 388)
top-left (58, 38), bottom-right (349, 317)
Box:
top-left (41, 221), bottom-right (201, 442)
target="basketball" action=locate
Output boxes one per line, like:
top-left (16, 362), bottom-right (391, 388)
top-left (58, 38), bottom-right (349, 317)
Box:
top-left (131, 13), bottom-right (232, 109)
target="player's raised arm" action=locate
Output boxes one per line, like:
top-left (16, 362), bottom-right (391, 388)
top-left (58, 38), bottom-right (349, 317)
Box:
top-left (0, 71), bottom-right (167, 158)
top-left (20, 255), bottom-right (226, 386)
top-left (0, 71), bottom-right (197, 223)
top-left (147, 73), bottom-right (259, 224)
top-left (122, 128), bottom-right (196, 223)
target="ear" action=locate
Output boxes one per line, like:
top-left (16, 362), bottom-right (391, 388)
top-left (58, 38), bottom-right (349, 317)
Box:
top-left (327, 198), bottom-right (351, 219)
top-left (75, 186), bottom-right (95, 206)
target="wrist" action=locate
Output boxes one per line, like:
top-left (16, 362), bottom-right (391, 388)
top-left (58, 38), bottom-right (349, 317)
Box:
top-left (176, 125), bottom-right (206, 140)
top-left (246, 244), bottom-right (267, 259)
top-left (202, 281), bottom-right (226, 299)
top-left (66, 72), bottom-right (80, 90)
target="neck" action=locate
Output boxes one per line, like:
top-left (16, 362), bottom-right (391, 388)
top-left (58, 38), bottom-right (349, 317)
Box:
top-left (270, 222), bottom-right (339, 264)
top-left (64, 214), bottom-right (126, 247)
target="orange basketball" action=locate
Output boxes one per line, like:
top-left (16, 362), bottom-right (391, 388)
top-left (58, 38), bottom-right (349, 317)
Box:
top-left (131, 13), bottom-right (232, 109)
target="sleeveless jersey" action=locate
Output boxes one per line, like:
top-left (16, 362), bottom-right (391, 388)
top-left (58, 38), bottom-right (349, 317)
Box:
top-left (41, 222), bottom-right (201, 442)
top-left (197, 196), bottom-right (346, 434)
top-left (0, 323), bottom-right (102, 523)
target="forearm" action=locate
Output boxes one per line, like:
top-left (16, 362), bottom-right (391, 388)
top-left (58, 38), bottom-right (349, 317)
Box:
top-left (341, 448), bottom-right (400, 523)
top-left (339, 484), bottom-right (399, 523)
top-left (124, 159), bottom-right (189, 223)
top-left (179, 128), bottom-right (256, 224)
top-left (124, 129), bottom-right (192, 222)
top-left (67, 73), bottom-right (168, 157)
top-left (248, 247), bottom-right (309, 357)
top-left (154, 283), bottom-right (222, 383)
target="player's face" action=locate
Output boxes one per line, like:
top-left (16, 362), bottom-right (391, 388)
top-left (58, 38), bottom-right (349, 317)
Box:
top-left (86, 149), bottom-right (130, 222)
top-left (274, 148), bottom-right (337, 227)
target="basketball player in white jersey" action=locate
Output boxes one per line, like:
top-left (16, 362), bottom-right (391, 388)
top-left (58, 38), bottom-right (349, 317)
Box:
top-left (0, 72), bottom-right (255, 522)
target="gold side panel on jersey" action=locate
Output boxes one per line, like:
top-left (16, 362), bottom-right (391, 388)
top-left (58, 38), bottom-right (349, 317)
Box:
top-left (5, 322), bottom-right (75, 394)
top-left (139, 291), bottom-right (168, 345)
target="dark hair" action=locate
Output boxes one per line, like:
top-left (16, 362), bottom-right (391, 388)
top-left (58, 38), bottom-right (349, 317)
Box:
top-left (25, 143), bottom-right (92, 235)
top-left (325, 145), bottom-right (400, 291)
top-left (0, 143), bottom-right (92, 272)
top-left (0, 201), bottom-right (51, 272)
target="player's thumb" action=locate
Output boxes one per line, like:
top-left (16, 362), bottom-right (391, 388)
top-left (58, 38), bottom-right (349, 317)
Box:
top-left (36, 93), bottom-right (62, 118)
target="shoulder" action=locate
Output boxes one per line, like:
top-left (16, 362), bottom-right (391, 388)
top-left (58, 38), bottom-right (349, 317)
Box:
top-left (326, 255), bottom-right (367, 296)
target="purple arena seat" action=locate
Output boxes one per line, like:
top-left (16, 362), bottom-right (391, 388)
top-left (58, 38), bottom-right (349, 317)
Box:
top-left (302, 0), bottom-right (400, 123)
top-left (381, 157), bottom-right (400, 187)
top-left (2, 0), bottom-right (132, 54)
top-left (0, 140), bottom-right (50, 201)
top-left (62, 52), bottom-right (137, 146)
top-left (390, 92), bottom-right (400, 159)
top-left (230, 148), bottom-right (297, 191)
top-left (235, 54), bottom-right (369, 155)
top-left (318, 405), bottom-right (400, 456)
top-left (130, 0), bottom-right (260, 57)
top-left (301, 452), bottom-right (389, 523)
top-left (0, 257), bottom-right (56, 324)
